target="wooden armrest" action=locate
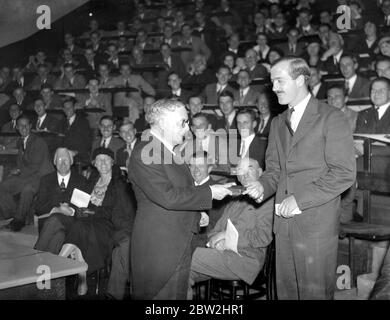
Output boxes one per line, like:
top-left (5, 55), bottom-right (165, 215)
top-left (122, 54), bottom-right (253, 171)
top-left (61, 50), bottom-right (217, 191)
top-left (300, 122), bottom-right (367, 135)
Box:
top-left (340, 222), bottom-right (390, 240)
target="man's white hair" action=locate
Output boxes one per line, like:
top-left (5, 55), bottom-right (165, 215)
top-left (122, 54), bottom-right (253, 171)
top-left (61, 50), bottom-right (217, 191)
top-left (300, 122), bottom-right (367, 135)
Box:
top-left (145, 99), bottom-right (185, 126)
top-left (53, 147), bottom-right (74, 165)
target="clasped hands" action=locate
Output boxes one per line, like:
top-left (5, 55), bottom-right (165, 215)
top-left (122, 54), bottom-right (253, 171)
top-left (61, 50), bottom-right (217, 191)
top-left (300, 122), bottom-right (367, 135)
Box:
top-left (209, 183), bottom-right (235, 200)
top-left (242, 181), bottom-right (300, 218)
top-left (208, 231), bottom-right (226, 251)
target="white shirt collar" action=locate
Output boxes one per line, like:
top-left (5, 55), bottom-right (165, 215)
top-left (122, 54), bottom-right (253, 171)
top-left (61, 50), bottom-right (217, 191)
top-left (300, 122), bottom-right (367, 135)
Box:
top-left (217, 83), bottom-right (227, 91)
top-left (57, 172), bottom-right (71, 188)
top-left (201, 135), bottom-right (210, 151)
top-left (150, 129), bottom-right (176, 155)
top-left (38, 113), bottom-right (47, 123)
top-left (69, 114), bottom-right (76, 125)
top-left (289, 93), bottom-right (311, 132)
top-left (101, 136), bottom-right (112, 147)
top-left (240, 86), bottom-right (250, 96)
top-left (376, 102), bottom-right (390, 120)
top-left (240, 133), bottom-right (256, 157)
top-left (194, 176), bottom-right (210, 186)
top-left (347, 74), bottom-right (357, 91)
top-left (173, 88), bottom-right (181, 96)
top-left (226, 110), bottom-right (236, 125)
top-left (334, 49), bottom-right (343, 63)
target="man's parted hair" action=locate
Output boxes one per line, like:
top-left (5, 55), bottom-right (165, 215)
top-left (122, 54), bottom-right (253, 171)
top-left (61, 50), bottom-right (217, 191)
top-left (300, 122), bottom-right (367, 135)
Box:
top-left (146, 99), bottom-right (185, 125)
top-left (53, 148), bottom-right (74, 165)
top-left (271, 56), bottom-right (311, 82)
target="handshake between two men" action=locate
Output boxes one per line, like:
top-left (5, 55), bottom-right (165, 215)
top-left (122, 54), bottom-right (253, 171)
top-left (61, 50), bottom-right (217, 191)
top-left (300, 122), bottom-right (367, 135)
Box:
top-left (208, 157), bottom-right (301, 219)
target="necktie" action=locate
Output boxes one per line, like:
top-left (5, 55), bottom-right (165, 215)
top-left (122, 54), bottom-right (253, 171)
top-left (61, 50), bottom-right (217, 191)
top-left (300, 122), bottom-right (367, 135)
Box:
top-left (259, 118), bottom-right (265, 133)
top-left (345, 80), bottom-right (350, 95)
top-left (125, 144), bottom-right (133, 168)
top-left (240, 90), bottom-right (245, 104)
top-left (12, 120), bottom-right (16, 130)
top-left (374, 106), bottom-right (380, 122)
top-left (125, 79), bottom-right (130, 97)
top-left (23, 137), bottom-right (27, 151)
top-left (286, 107), bottom-right (295, 135)
top-left (60, 178), bottom-right (66, 190)
top-left (37, 119), bottom-right (41, 130)
top-left (334, 56), bottom-right (338, 66)
top-left (102, 139), bottom-right (107, 148)
top-left (240, 139), bottom-right (246, 157)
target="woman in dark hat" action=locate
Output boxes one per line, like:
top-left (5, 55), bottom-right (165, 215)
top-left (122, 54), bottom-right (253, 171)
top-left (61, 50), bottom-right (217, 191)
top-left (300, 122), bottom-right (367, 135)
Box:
top-left (59, 147), bottom-right (135, 296)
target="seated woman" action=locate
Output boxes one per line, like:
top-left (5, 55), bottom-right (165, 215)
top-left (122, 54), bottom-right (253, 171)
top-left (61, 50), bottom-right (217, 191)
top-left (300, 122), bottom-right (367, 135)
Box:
top-left (38, 147), bottom-right (135, 295)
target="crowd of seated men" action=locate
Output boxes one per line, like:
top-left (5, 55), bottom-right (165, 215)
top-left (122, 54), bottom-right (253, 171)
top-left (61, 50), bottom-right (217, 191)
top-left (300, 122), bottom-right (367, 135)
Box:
top-left (1, 0), bottom-right (390, 299)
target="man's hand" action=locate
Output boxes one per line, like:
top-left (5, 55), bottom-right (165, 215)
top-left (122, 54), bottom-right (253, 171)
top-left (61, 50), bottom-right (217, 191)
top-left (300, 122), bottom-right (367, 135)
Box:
top-left (243, 181), bottom-right (264, 202)
top-left (214, 239), bottom-right (226, 251)
top-left (210, 183), bottom-right (234, 200)
top-left (208, 231), bottom-right (226, 249)
top-left (199, 212), bottom-right (209, 227)
top-left (59, 203), bottom-right (74, 216)
top-left (278, 195), bottom-right (299, 218)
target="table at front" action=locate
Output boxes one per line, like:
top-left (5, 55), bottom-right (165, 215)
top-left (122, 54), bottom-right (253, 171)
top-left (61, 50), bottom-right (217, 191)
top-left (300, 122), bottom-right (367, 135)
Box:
top-left (0, 233), bottom-right (87, 300)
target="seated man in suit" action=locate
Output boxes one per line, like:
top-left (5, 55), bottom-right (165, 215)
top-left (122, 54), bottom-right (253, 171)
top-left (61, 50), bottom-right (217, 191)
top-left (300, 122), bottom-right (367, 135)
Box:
top-left (92, 116), bottom-right (125, 160)
top-left (78, 78), bottom-right (112, 132)
top-left (244, 49), bottom-right (268, 80)
top-left (236, 108), bottom-right (267, 170)
top-left (61, 98), bottom-right (92, 165)
top-left (188, 151), bottom-right (225, 251)
top-left (356, 77), bottom-right (390, 134)
top-left (34, 98), bottom-right (62, 133)
top-left (78, 48), bottom-right (99, 80)
top-left (34, 147), bottom-right (88, 240)
top-left (376, 57), bottom-right (390, 80)
top-left (182, 54), bottom-right (216, 94)
top-left (320, 32), bottom-right (344, 75)
top-left (98, 63), bottom-right (116, 88)
top-left (156, 43), bottom-right (186, 90)
top-left (134, 96), bottom-right (154, 133)
top-left (0, 104), bottom-right (22, 150)
top-left (297, 8), bottom-right (318, 36)
top-left (277, 28), bottom-right (305, 57)
top-left (327, 85), bottom-right (358, 132)
top-left (27, 64), bottom-right (57, 91)
top-left (167, 72), bottom-right (192, 103)
top-left (54, 63), bottom-right (86, 91)
top-left (41, 84), bottom-right (63, 110)
top-left (34, 98), bottom-right (63, 156)
top-left (215, 90), bottom-right (237, 132)
top-left (116, 122), bottom-right (138, 169)
top-left (309, 67), bottom-right (327, 100)
top-left (0, 115), bottom-right (54, 231)
top-left (202, 65), bottom-right (236, 105)
top-left (188, 95), bottom-right (218, 130)
top-left (111, 62), bottom-right (156, 110)
top-left (234, 70), bottom-right (259, 106)
top-left (7, 86), bottom-right (33, 113)
top-left (340, 53), bottom-right (371, 100)
top-left (188, 157), bottom-right (274, 299)
top-left (255, 91), bottom-right (275, 138)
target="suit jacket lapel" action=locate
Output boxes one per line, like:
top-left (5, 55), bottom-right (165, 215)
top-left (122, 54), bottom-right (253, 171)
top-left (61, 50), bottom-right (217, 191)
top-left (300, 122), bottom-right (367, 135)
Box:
top-left (288, 97), bottom-right (320, 154)
top-left (278, 111), bottom-right (289, 156)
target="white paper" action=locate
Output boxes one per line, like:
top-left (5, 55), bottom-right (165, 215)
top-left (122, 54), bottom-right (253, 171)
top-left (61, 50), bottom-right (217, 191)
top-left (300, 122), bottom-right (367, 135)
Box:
top-left (225, 219), bottom-right (241, 256)
top-left (275, 204), bottom-right (302, 217)
top-left (70, 188), bottom-right (91, 208)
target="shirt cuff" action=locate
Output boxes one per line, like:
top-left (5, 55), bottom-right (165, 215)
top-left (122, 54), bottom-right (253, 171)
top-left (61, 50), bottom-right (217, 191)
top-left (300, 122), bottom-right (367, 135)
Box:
top-left (69, 207), bottom-right (75, 216)
top-left (256, 194), bottom-right (264, 203)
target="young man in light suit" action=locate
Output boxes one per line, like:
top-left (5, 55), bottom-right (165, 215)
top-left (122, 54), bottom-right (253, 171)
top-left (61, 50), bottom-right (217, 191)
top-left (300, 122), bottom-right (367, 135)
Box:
top-left (245, 57), bottom-right (356, 300)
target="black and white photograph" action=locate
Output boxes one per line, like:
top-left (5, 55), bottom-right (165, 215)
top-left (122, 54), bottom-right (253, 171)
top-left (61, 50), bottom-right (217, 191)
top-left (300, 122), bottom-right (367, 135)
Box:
top-left (0, 0), bottom-right (390, 311)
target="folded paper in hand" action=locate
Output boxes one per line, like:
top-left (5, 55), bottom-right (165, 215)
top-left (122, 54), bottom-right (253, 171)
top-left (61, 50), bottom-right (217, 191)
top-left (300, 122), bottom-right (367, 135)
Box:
top-left (71, 188), bottom-right (91, 208)
top-left (225, 219), bottom-right (241, 256)
top-left (275, 204), bottom-right (302, 216)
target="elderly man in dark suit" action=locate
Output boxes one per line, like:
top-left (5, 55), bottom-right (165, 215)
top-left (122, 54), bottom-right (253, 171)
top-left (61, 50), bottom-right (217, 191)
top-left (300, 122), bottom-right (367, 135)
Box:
top-left (128, 99), bottom-right (233, 300)
top-left (245, 57), bottom-right (356, 299)
top-left (0, 115), bottom-right (54, 231)
top-left (188, 157), bottom-right (274, 299)
top-left (34, 147), bottom-right (88, 250)
top-left (255, 91), bottom-right (275, 138)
